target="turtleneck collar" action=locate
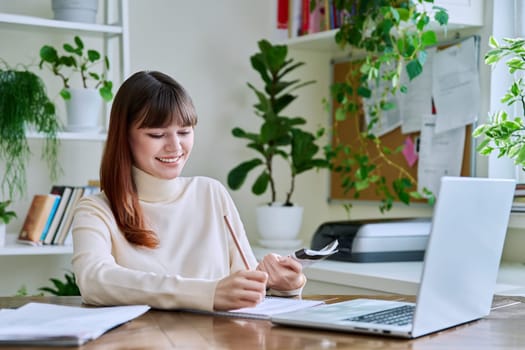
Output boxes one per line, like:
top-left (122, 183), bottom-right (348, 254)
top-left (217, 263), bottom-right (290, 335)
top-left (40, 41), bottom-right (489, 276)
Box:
top-left (132, 166), bottom-right (182, 202)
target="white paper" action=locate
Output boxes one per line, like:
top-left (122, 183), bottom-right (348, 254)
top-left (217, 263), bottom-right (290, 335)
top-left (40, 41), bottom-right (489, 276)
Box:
top-left (0, 303), bottom-right (150, 346)
top-left (184, 297), bottom-right (324, 320)
top-left (417, 114), bottom-right (465, 195)
top-left (363, 66), bottom-right (402, 137)
top-left (432, 36), bottom-right (480, 134)
top-left (399, 48), bottom-right (436, 134)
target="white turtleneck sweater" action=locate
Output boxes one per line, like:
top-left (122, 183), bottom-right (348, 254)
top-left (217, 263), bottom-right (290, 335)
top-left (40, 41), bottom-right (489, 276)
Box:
top-left (71, 168), bottom-right (289, 311)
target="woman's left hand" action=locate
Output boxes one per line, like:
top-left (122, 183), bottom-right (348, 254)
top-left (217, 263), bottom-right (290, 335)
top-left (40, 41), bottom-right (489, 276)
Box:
top-left (256, 253), bottom-right (305, 291)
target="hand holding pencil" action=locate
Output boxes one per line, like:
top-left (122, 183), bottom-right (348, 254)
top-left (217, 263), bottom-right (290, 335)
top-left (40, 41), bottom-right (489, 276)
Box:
top-left (213, 216), bottom-right (268, 311)
top-left (223, 215), bottom-right (305, 295)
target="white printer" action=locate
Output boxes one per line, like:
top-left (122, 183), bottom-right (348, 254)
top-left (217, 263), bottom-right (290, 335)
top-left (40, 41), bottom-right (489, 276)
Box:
top-left (310, 218), bottom-right (432, 262)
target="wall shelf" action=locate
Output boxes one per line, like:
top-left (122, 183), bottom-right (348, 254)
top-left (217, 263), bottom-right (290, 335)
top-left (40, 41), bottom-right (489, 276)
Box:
top-left (26, 131), bottom-right (107, 142)
top-left (0, 234), bottom-right (72, 256)
top-left (0, 12), bottom-right (122, 36)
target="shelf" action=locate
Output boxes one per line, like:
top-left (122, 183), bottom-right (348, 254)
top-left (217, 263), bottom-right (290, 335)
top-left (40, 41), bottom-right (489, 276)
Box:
top-left (0, 234), bottom-right (72, 256)
top-left (0, 12), bottom-right (122, 36)
top-left (509, 212), bottom-right (525, 229)
top-left (26, 131), bottom-right (107, 142)
top-left (285, 29), bottom-right (340, 51)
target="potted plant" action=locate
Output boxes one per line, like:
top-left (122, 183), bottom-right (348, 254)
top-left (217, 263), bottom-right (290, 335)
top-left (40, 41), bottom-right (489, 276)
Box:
top-left (0, 62), bottom-right (61, 201)
top-left (0, 200), bottom-right (16, 246)
top-left (326, 0), bottom-right (448, 212)
top-left (39, 35), bottom-right (113, 132)
top-left (473, 37), bottom-right (525, 167)
top-left (227, 39), bottom-right (329, 246)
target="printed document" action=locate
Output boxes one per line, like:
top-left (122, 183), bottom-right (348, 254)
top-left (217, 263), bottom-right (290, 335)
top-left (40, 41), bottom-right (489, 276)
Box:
top-left (417, 114), bottom-right (465, 195)
top-left (432, 36), bottom-right (480, 133)
top-left (0, 302), bottom-right (149, 346)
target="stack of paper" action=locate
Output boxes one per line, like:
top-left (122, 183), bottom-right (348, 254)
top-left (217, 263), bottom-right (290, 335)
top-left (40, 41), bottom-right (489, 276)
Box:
top-left (0, 303), bottom-right (149, 346)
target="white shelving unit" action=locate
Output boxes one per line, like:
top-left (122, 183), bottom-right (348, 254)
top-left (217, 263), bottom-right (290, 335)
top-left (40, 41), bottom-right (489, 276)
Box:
top-left (0, 0), bottom-right (130, 142)
top-left (0, 1), bottom-right (129, 258)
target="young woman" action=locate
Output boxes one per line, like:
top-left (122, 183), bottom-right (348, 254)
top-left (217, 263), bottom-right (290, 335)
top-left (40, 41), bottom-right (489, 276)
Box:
top-left (71, 71), bottom-right (305, 311)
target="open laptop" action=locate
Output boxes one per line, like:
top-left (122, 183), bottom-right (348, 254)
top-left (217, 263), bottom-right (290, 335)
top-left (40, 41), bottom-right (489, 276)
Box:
top-left (272, 176), bottom-right (515, 338)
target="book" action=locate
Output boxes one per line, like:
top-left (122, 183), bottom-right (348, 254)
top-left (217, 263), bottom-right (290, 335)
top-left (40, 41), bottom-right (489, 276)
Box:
top-left (53, 186), bottom-right (85, 245)
top-left (275, 0), bottom-right (289, 40)
top-left (183, 296), bottom-right (324, 320)
top-left (17, 194), bottom-right (60, 246)
top-left (39, 194), bottom-right (61, 242)
top-left (0, 302), bottom-right (149, 346)
top-left (288, 0), bottom-right (302, 38)
top-left (44, 186), bottom-right (74, 245)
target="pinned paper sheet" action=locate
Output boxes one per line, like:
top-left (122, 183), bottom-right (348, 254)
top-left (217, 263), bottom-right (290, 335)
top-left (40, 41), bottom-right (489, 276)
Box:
top-left (402, 136), bottom-right (418, 167)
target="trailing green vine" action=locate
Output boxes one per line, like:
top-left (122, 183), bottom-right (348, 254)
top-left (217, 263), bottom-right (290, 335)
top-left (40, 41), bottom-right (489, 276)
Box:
top-left (0, 60), bottom-right (61, 200)
top-left (324, 0), bottom-right (447, 212)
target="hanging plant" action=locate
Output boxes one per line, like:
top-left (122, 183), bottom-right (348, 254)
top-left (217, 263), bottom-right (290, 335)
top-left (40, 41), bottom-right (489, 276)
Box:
top-left (324, 0), bottom-right (448, 212)
top-left (0, 61), bottom-right (61, 200)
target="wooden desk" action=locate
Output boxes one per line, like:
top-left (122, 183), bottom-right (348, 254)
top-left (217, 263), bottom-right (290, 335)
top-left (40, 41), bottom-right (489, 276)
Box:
top-left (1, 295), bottom-right (525, 349)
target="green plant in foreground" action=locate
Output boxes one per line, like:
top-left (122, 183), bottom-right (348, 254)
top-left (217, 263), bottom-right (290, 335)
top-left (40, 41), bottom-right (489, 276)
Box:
top-left (474, 36), bottom-right (525, 166)
top-left (38, 271), bottom-right (81, 296)
top-left (39, 35), bottom-right (113, 102)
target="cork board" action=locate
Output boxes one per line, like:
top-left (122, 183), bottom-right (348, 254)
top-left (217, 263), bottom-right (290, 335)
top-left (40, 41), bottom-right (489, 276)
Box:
top-left (329, 59), bottom-right (473, 202)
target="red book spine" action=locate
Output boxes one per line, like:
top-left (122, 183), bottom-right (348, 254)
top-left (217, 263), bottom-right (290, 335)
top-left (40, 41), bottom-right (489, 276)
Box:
top-left (300, 0), bottom-right (309, 35)
top-left (277, 0), bottom-right (289, 29)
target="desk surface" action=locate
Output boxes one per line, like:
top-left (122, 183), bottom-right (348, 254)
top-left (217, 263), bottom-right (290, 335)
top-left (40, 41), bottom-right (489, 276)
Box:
top-left (1, 295), bottom-right (525, 349)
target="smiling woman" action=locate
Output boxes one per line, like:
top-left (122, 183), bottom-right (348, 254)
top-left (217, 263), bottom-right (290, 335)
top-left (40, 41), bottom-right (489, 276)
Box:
top-left (70, 70), bottom-right (307, 312)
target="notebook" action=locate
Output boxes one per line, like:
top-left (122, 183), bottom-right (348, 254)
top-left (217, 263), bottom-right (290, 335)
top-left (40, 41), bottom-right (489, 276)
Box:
top-left (182, 296), bottom-right (324, 320)
top-left (272, 176), bottom-right (515, 338)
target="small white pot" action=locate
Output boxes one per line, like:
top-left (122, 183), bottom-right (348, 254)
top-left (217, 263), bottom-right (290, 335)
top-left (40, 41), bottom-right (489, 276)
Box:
top-left (0, 223), bottom-right (6, 247)
top-left (256, 204), bottom-right (303, 241)
top-left (65, 88), bottom-right (103, 132)
top-left (52, 0), bottom-right (99, 23)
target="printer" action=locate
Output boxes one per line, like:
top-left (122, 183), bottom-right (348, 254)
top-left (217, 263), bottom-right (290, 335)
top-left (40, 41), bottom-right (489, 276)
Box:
top-left (310, 218), bottom-right (431, 262)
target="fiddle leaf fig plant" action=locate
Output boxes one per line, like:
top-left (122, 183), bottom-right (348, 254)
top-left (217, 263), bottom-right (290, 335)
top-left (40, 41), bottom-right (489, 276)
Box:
top-left (39, 35), bottom-right (113, 102)
top-left (227, 39), bottom-right (329, 206)
top-left (473, 36), bottom-right (525, 165)
top-left (325, 0), bottom-right (448, 212)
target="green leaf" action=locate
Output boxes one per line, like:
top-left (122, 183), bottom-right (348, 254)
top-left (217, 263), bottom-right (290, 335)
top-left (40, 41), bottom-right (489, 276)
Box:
top-left (227, 159), bottom-right (263, 190)
top-left (433, 7), bottom-right (449, 25)
top-left (252, 171), bottom-right (270, 195)
top-left (421, 31), bottom-right (437, 48)
top-left (406, 59), bottom-right (423, 80)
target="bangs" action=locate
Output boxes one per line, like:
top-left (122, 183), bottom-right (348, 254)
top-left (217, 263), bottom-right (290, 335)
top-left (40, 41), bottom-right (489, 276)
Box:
top-left (136, 86), bottom-right (197, 129)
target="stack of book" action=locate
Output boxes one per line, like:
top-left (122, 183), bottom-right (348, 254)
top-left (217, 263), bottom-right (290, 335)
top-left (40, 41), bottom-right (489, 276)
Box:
top-left (17, 183), bottom-right (100, 246)
top-left (512, 183), bottom-right (525, 212)
top-left (277, 0), bottom-right (348, 40)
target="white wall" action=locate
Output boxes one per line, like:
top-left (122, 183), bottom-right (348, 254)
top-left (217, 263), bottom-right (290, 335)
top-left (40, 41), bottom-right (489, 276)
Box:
top-left (2, 0), bottom-right (518, 295)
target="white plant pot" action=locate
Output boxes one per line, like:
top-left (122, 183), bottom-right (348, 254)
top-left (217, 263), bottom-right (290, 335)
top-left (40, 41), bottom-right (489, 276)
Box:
top-left (256, 204), bottom-right (303, 242)
top-left (0, 223), bottom-right (5, 247)
top-left (65, 88), bottom-right (102, 132)
top-left (52, 0), bottom-right (99, 23)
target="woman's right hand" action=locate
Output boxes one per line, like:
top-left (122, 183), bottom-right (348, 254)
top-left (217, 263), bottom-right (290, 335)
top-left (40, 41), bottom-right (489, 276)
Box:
top-left (213, 270), bottom-right (268, 311)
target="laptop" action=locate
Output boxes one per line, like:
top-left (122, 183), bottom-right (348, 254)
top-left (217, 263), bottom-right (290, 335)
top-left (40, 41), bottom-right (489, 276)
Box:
top-left (272, 176), bottom-right (515, 338)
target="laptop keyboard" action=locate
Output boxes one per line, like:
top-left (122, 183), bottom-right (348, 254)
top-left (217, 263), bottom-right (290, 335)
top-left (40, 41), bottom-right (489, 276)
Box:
top-left (345, 305), bottom-right (415, 326)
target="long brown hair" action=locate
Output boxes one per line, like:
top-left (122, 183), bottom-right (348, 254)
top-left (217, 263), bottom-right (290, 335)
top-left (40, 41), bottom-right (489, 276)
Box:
top-left (100, 71), bottom-right (198, 248)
